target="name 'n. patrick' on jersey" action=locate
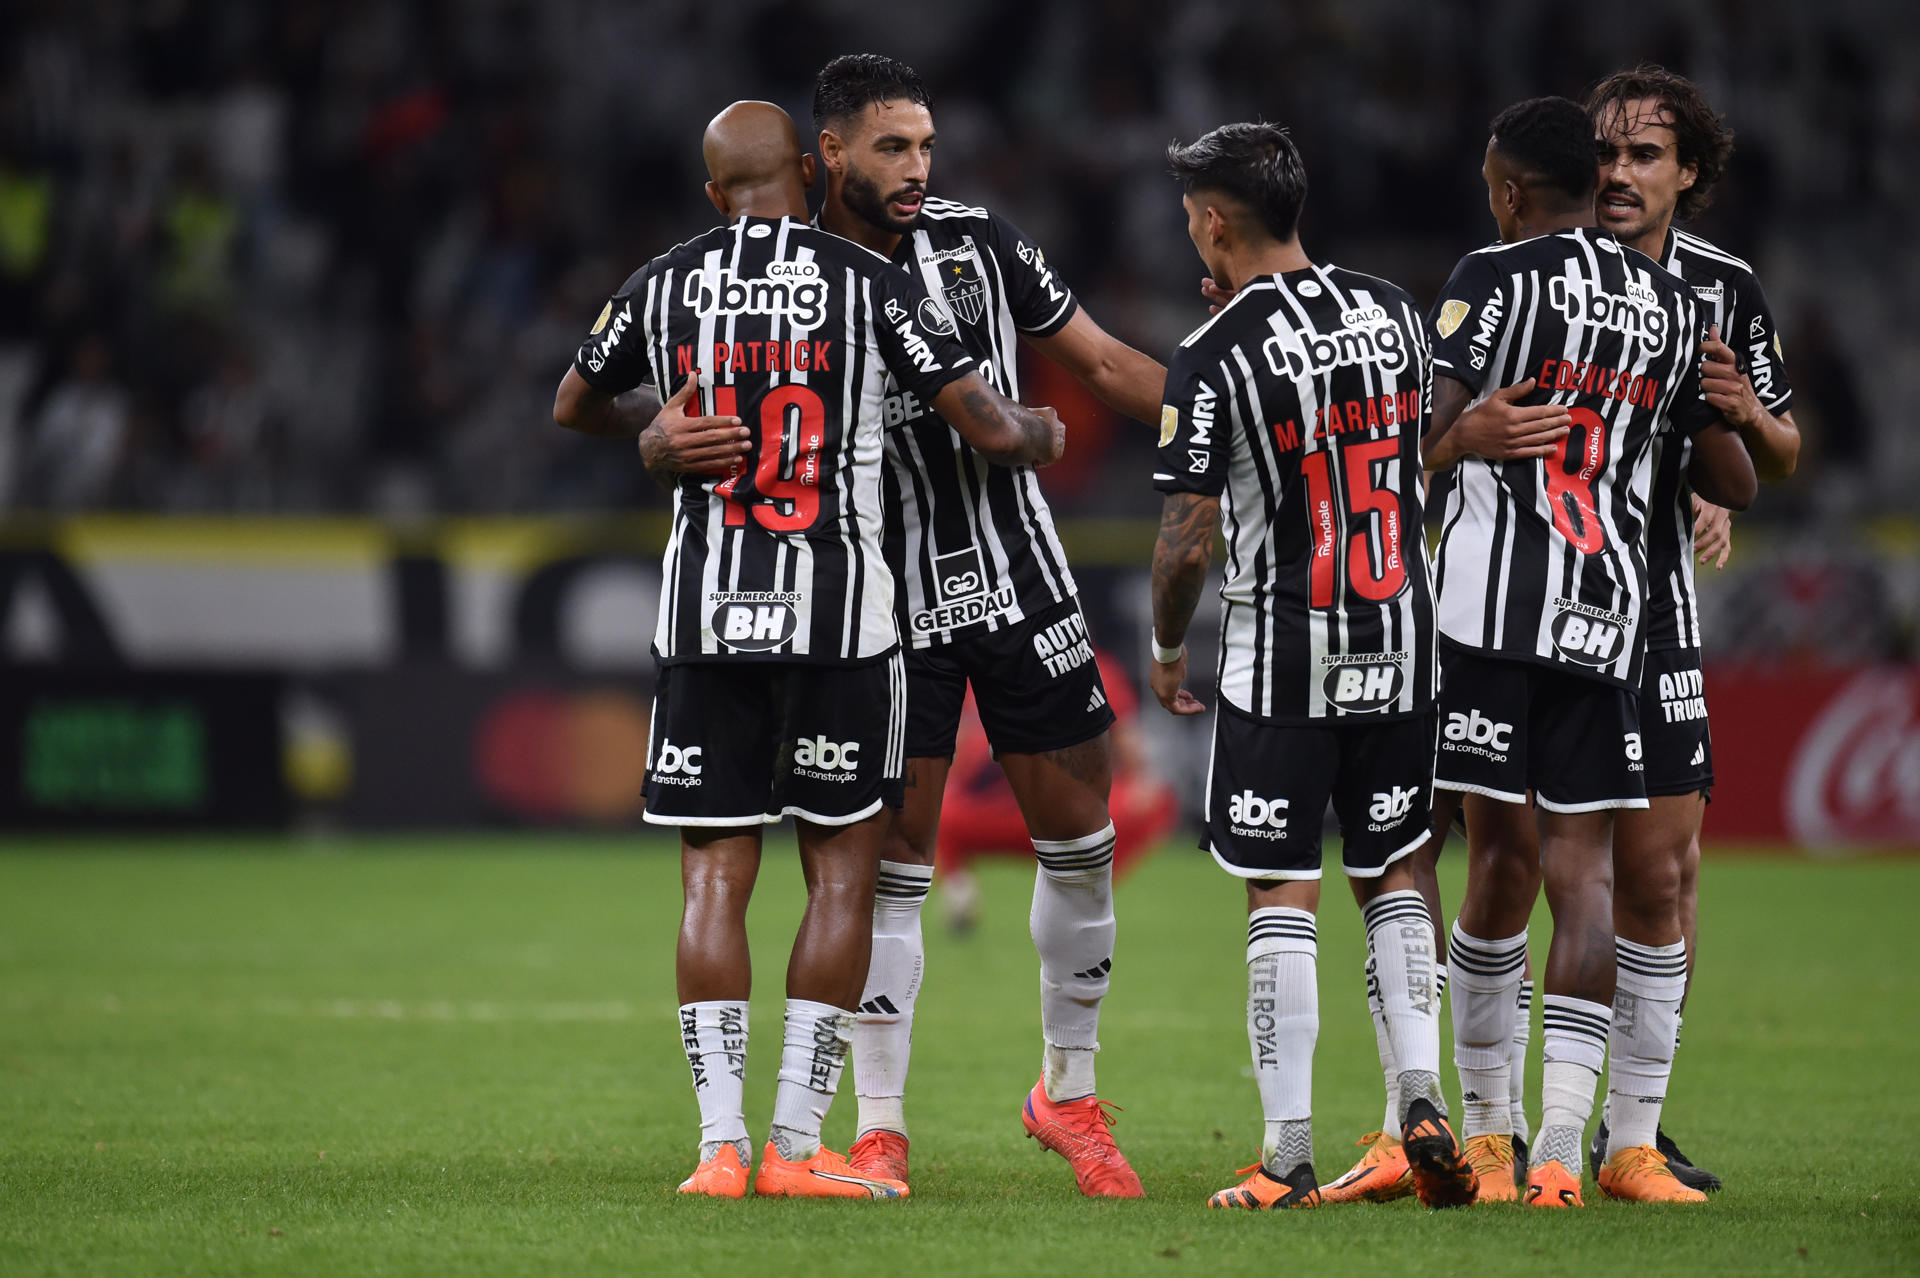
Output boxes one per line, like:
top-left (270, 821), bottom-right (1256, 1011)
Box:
top-left (1428, 227), bottom-right (1716, 688)
top-left (574, 214), bottom-right (974, 664)
top-left (1154, 265), bottom-right (1436, 723)
top-left (878, 198), bottom-right (1079, 647)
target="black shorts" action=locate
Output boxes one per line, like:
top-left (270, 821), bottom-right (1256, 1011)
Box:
top-left (903, 596), bottom-right (1116, 758)
top-left (1433, 645), bottom-right (1647, 813)
top-left (1640, 646), bottom-right (1714, 798)
top-left (1202, 700), bottom-right (1438, 881)
top-left (642, 655), bottom-right (905, 828)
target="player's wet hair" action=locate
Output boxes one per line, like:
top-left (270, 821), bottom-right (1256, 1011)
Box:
top-left (1166, 122), bottom-right (1308, 243)
top-left (811, 54), bottom-right (931, 134)
top-left (1585, 65), bottom-right (1733, 223)
top-left (1489, 97), bottom-right (1598, 205)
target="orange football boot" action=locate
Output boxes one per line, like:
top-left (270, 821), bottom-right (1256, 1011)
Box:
top-left (1318, 1131), bottom-right (1414, 1204)
top-left (847, 1129), bottom-right (911, 1186)
top-left (1403, 1099), bottom-right (1479, 1208)
top-left (1462, 1133), bottom-right (1520, 1203)
top-left (1524, 1158), bottom-right (1585, 1208)
top-left (1207, 1160), bottom-right (1320, 1210)
top-left (1598, 1144), bottom-right (1708, 1203)
top-left (1021, 1080), bottom-right (1144, 1198)
top-left (677, 1143), bottom-right (751, 1198)
top-left (752, 1141), bottom-right (908, 1200)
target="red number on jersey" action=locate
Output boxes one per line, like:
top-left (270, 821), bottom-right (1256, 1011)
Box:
top-left (1543, 406), bottom-right (1608, 554)
top-left (1302, 437), bottom-right (1409, 608)
top-left (708, 385), bottom-right (825, 532)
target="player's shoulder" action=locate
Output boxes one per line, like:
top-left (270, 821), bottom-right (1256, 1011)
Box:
top-left (1667, 228), bottom-right (1766, 293)
top-left (794, 221), bottom-right (897, 271)
top-left (1320, 264), bottom-right (1420, 314)
top-left (1176, 278), bottom-right (1282, 350)
top-left (648, 223), bottom-right (733, 272)
top-left (1617, 241), bottom-right (1697, 306)
top-left (917, 195), bottom-right (994, 227)
top-left (1669, 227), bottom-right (1758, 277)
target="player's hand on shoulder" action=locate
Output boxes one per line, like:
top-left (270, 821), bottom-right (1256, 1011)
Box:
top-left (1700, 324), bottom-right (1762, 428)
top-left (1454, 377), bottom-right (1571, 461)
top-left (1148, 650), bottom-right (1206, 716)
top-left (638, 376), bottom-right (750, 476)
top-left (1692, 495), bottom-right (1733, 569)
top-left (1200, 277), bottom-right (1235, 315)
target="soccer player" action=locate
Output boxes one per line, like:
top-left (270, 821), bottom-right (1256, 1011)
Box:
top-left (1422, 96), bottom-right (1756, 1207)
top-left (554, 101), bottom-right (1063, 1200)
top-left (1148, 122), bottom-right (1476, 1210)
top-left (1582, 66), bottom-right (1799, 1192)
top-left (806, 54), bottom-right (1168, 1197)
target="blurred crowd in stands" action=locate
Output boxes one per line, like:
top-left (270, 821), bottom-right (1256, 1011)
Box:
top-left (0, 0), bottom-right (1908, 522)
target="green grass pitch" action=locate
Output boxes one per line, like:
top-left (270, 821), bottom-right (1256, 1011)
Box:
top-left (1, 836), bottom-right (1914, 1275)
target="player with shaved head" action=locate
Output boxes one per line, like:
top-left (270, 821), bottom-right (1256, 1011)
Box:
top-left (556, 101), bottom-right (1062, 1200)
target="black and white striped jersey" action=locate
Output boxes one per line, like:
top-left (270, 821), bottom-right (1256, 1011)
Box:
top-left (1427, 227), bottom-right (1716, 689)
top-left (1155, 265), bottom-right (1436, 724)
top-left (1645, 228), bottom-right (1794, 651)
top-left (876, 198), bottom-right (1080, 648)
top-left (574, 215), bottom-right (973, 665)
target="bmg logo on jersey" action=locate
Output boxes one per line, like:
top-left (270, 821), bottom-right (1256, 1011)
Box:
top-left (793, 735), bottom-right (861, 781)
top-left (1550, 605), bottom-right (1629, 667)
top-left (1443, 709), bottom-right (1512, 761)
top-left (653, 739), bottom-right (703, 786)
top-left (1549, 276), bottom-right (1669, 354)
top-left (1321, 655), bottom-right (1407, 713)
top-left (1227, 790), bottom-right (1289, 840)
top-left (1262, 306), bottom-right (1408, 381)
top-left (1368, 785), bottom-right (1418, 831)
top-left (685, 263), bottom-right (826, 333)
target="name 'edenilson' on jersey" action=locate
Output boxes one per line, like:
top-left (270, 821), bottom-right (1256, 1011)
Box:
top-left (1643, 227), bottom-right (1794, 652)
top-left (573, 215), bottom-right (972, 666)
top-left (1155, 265), bottom-right (1437, 724)
top-left (1428, 227), bottom-right (1716, 689)
top-left (877, 198), bottom-right (1080, 648)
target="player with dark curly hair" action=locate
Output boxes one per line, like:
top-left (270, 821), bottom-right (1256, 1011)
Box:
top-left (1581, 64), bottom-right (1800, 1197)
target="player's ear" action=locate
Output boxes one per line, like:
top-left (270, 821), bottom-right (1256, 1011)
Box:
top-left (1677, 161), bottom-right (1697, 193)
top-left (799, 152), bottom-right (818, 187)
top-left (818, 129), bottom-right (842, 173)
top-left (1204, 204), bottom-right (1228, 246)
top-left (705, 180), bottom-right (730, 219)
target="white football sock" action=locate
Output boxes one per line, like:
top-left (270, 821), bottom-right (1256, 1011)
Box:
top-left (1449, 923), bottom-right (1526, 1138)
top-left (1510, 978), bottom-right (1534, 1144)
top-left (853, 860), bottom-right (931, 1138)
top-left (1605, 938), bottom-right (1688, 1160)
top-left (1363, 891), bottom-right (1442, 1130)
top-left (768, 999), bottom-right (855, 1161)
top-left (1535, 993), bottom-right (1611, 1171)
top-left (679, 1000), bottom-right (750, 1162)
top-left (1031, 824), bottom-right (1116, 1100)
top-left (1247, 906), bottom-right (1317, 1173)
top-left (1364, 954), bottom-right (1401, 1139)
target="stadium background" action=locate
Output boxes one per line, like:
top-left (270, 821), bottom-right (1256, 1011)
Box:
top-left (0, 0), bottom-right (1912, 846)
top-left (3, 4), bottom-right (1918, 1274)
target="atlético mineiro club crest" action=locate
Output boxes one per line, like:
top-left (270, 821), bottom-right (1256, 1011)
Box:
top-left (942, 255), bottom-right (988, 327)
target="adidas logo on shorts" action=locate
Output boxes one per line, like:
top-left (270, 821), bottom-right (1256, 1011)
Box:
top-left (1087, 687), bottom-right (1107, 713)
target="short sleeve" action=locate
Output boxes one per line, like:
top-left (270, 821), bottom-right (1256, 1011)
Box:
top-left (1152, 343), bottom-right (1228, 497)
top-left (870, 268), bottom-right (976, 405)
top-left (987, 214), bottom-right (1078, 337)
top-left (1427, 254), bottom-right (1505, 394)
top-left (573, 266), bottom-right (654, 395)
top-left (1728, 274), bottom-right (1794, 414)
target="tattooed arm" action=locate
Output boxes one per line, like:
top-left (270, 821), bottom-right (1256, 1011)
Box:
top-left (1148, 491), bottom-right (1219, 716)
top-left (931, 374), bottom-right (1065, 468)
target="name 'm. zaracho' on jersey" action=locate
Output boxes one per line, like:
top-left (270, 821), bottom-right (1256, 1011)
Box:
top-left (1428, 227), bottom-right (1717, 689)
top-left (1155, 265), bottom-right (1437, 724)
top-left (574, 215), bottom-right (974, 665)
